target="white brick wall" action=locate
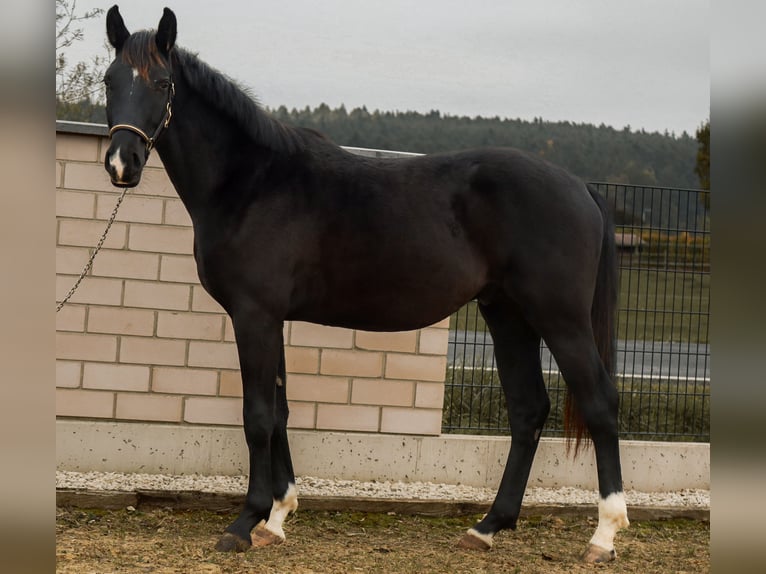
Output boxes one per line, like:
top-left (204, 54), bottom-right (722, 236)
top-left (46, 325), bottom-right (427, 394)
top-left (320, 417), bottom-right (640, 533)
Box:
top-left (55, 126), bottom-right (450, 435)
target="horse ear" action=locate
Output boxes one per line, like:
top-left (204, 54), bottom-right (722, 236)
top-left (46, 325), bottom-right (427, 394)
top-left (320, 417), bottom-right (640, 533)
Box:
top-left (106, 5), bottom-right (130, 51)
top-left (156, 7), bottom-right (177, 56)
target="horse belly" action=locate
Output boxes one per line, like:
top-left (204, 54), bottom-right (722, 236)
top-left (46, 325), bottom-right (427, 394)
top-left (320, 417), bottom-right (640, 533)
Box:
top-left (296, 240), bottom-right (486, 332)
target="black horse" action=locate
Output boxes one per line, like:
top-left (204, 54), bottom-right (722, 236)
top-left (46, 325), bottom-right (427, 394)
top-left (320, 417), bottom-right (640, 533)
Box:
top-left (103, 6), bottom-right (628, 563)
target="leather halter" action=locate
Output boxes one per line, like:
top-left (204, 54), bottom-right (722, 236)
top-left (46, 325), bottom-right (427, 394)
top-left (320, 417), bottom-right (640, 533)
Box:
top-left (108, 80), bottom-right (175, 154)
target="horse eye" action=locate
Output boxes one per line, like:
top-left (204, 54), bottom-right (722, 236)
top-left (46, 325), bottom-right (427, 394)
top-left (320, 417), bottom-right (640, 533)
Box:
top-left (155, 79), bottom-right (170, 90)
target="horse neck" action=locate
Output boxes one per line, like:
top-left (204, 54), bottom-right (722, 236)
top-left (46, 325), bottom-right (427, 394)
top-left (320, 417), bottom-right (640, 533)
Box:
top-left (154, 80), bottom-right (273, 220)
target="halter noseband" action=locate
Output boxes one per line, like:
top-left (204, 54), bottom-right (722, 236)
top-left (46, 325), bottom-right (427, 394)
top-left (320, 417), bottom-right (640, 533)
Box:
top-left (108, 79), bottom-right (175, 154)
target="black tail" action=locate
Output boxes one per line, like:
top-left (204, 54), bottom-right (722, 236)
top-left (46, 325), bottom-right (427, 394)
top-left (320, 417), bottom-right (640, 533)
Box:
top-left (588, 185), bottom-right (618, 380)
top-left (564, 185), bottom-right (619, 455)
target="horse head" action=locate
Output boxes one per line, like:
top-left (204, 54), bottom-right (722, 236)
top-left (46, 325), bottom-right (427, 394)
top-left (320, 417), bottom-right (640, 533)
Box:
top-left (103, 6), bottom-right (176, 187)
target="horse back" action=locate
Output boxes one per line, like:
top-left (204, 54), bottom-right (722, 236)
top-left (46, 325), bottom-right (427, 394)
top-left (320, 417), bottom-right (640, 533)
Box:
top-left (194, 144), bottom-right (602, 330)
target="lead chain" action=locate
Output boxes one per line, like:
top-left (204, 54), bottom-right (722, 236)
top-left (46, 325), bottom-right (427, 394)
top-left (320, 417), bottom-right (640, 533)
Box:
top-left (56, 186), bottom-right (129, 312)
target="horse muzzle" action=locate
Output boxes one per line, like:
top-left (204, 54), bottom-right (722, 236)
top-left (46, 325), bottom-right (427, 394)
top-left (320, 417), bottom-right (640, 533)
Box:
top-left (104, 138), bottom-right (146, 188)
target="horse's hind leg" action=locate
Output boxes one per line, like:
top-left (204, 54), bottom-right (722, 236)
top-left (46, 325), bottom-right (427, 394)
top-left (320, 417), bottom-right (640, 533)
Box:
top-left (540, 319), bottom-right (628, 563)
top-left (458, 298), bottom-right (550, 550)
top-left (252, 343), bottom-right (299, 547)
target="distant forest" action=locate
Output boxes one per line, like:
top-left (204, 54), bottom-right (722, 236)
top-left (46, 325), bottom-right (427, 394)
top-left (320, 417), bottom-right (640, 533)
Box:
top-left (272, 104), bottom-right (702, 189)
top-left (57, 100), bottom-right (703, 189)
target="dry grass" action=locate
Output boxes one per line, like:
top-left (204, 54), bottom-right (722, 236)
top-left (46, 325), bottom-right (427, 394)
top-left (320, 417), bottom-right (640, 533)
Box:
top-left (56, 507), bottom-right (709, 573)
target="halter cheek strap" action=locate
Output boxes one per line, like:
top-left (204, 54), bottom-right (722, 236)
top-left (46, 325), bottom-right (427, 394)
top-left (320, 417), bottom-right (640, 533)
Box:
top-left (109, 80), bottom-right (175, 154)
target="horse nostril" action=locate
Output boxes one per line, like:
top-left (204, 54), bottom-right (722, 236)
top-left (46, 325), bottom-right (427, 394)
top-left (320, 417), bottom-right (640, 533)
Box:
top-left (131, 152), bottom-right (142, 168)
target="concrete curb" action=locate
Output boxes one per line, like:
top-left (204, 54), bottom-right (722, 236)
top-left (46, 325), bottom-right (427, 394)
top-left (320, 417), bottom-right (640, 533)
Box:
top-left (56, 488), bottom-right (709, 522)
top-left (56, 421), bottom-right (710, 491)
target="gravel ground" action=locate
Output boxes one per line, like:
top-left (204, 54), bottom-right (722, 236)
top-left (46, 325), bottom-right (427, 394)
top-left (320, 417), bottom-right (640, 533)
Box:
top-left (56, 471), bottom-right (709, 508)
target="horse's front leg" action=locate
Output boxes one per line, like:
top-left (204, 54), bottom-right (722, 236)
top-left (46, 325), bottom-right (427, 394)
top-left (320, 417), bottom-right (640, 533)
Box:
top-left (215, 313), bottom-right (284, 552)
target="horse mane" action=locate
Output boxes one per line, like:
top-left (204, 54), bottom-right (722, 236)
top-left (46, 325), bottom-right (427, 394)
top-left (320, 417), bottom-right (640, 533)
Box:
top-left (120, 31), bottom-right (308, 155)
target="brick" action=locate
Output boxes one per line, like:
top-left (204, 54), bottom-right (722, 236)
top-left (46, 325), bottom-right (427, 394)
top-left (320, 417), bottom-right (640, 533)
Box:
top-left (83, 363), bottom-right (150, 392)
top-left (380, 407), bottom-right (443, 435)
top-left (286, 401), bottom-right (316, 429)
top-left (123, 280), bottom-right (190, 311)
top-left (320, 349), bottom-right (383, 378)
top-left (290, 322), bottom-right (354, 348)
top-left (64, 162), bottom-right (117, 192)
top-left (56, 389), bottom-right (114, 418)
top-left (286, 374), bottom-right (349, 403)
top-left (160, 255), bottom-right (199, 284)
top-left (219, 370), bottom-right (242, 396)
top-left (91, 250), bottom-right (160, 280)
top-left (415, 382), bottom-right (446, 409)
top-left (188, 341), bottom-right (239, 369)
top-left (58, 219), bottom-right (127, 249)
top-left (56, 304), bottom-right (86, 332)
top-left (222, 318), bottom-right (281, 343)
top-left (418, 328), bottom-right (450, 355)
top-left (56, 190), bottom-right (95, 218)
top-left (119, 336), bottom-right (186, 366)
top-left (56, 332), bottom-right (118, 362)
top-left (192, 286), bottom-right (224, 313)
top-left (157, 311), bottom-right (223, 341)
top-left (56, 246), bottom-right (91, 275)
top-left (316, 404), bottom-right (380, 432)
top-left (116, 393), bottom-right (183, 422)
top-left (224, 318), bottom-right (235, 342)
top-left (355, 330), bottom-right (417, 353)
top-left (96, 194), bottom-right (164, 224)
top-left (351, 379), bottom-right (414, 407)
top-left (56, 162), bottom-right (63, 188)
top-left (431, 317), bottom-right (451, 329)
top-left (128, 224), bottom-right (193, 254)
top-left (97, 137), bottom-right (110, 160)
top-left (184, 397), bottom-right (242, 425)
top-left (152, 367), bottom-right (219, 396)
top-left (221, 370), bottom-right (324, 398)
top-left (87, 307), bottom-right (156, 336)
top-left (285, 347), bottom-right (319, 374)
top-left (164, 199), bottom-right (192, 227)
top-left (56, 361), bottom-right (82, 388)
top-left (145, 149), bottom-right (164, 169)
top-left (385, 354), bottom-right (447, 383)
top-left (56, 276), bottom-right (124, 306)
top-left (134, 166), bottom-right (177, 198)
top-left (56, 134), bottom-right (100, 162)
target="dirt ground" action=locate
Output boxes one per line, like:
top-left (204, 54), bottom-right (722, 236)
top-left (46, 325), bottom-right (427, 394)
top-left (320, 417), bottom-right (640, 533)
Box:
top-left (56, 507), bottom-right (709, 574)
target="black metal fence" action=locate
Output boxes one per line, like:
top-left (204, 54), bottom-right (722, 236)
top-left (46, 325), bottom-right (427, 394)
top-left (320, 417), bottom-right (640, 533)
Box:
top-left (442, 183), bottom-right (710, 442)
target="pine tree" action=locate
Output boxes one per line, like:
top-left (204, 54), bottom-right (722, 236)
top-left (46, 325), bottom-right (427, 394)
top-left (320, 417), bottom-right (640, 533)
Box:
top-left (694, 120), bottom-right (710, 210)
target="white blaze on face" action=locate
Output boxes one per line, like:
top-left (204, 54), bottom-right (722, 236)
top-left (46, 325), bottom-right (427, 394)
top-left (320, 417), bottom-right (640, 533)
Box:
top-left (130, 68), bottom-right (140, 97)
top-left (263, 482), bottom-right (299, 541)
top-left (109, 147), bottom-right (126, 181)
top-left (589, 491), bottom-right (630, 551)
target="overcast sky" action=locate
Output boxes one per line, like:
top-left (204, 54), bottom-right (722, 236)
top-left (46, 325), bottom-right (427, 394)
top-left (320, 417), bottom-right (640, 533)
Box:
top-left (64, 0), bottom-right (710, 136)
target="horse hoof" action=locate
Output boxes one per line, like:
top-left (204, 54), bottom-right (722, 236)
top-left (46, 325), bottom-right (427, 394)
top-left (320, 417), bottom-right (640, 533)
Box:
top-left (581, 543), bottom-right (616, 563)
top-left (457, 531), bottom-right (492, 552)
top-left (214, 532), bottom-right (251, 553)
top-left (251, 524), bottom-right (285, 548)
